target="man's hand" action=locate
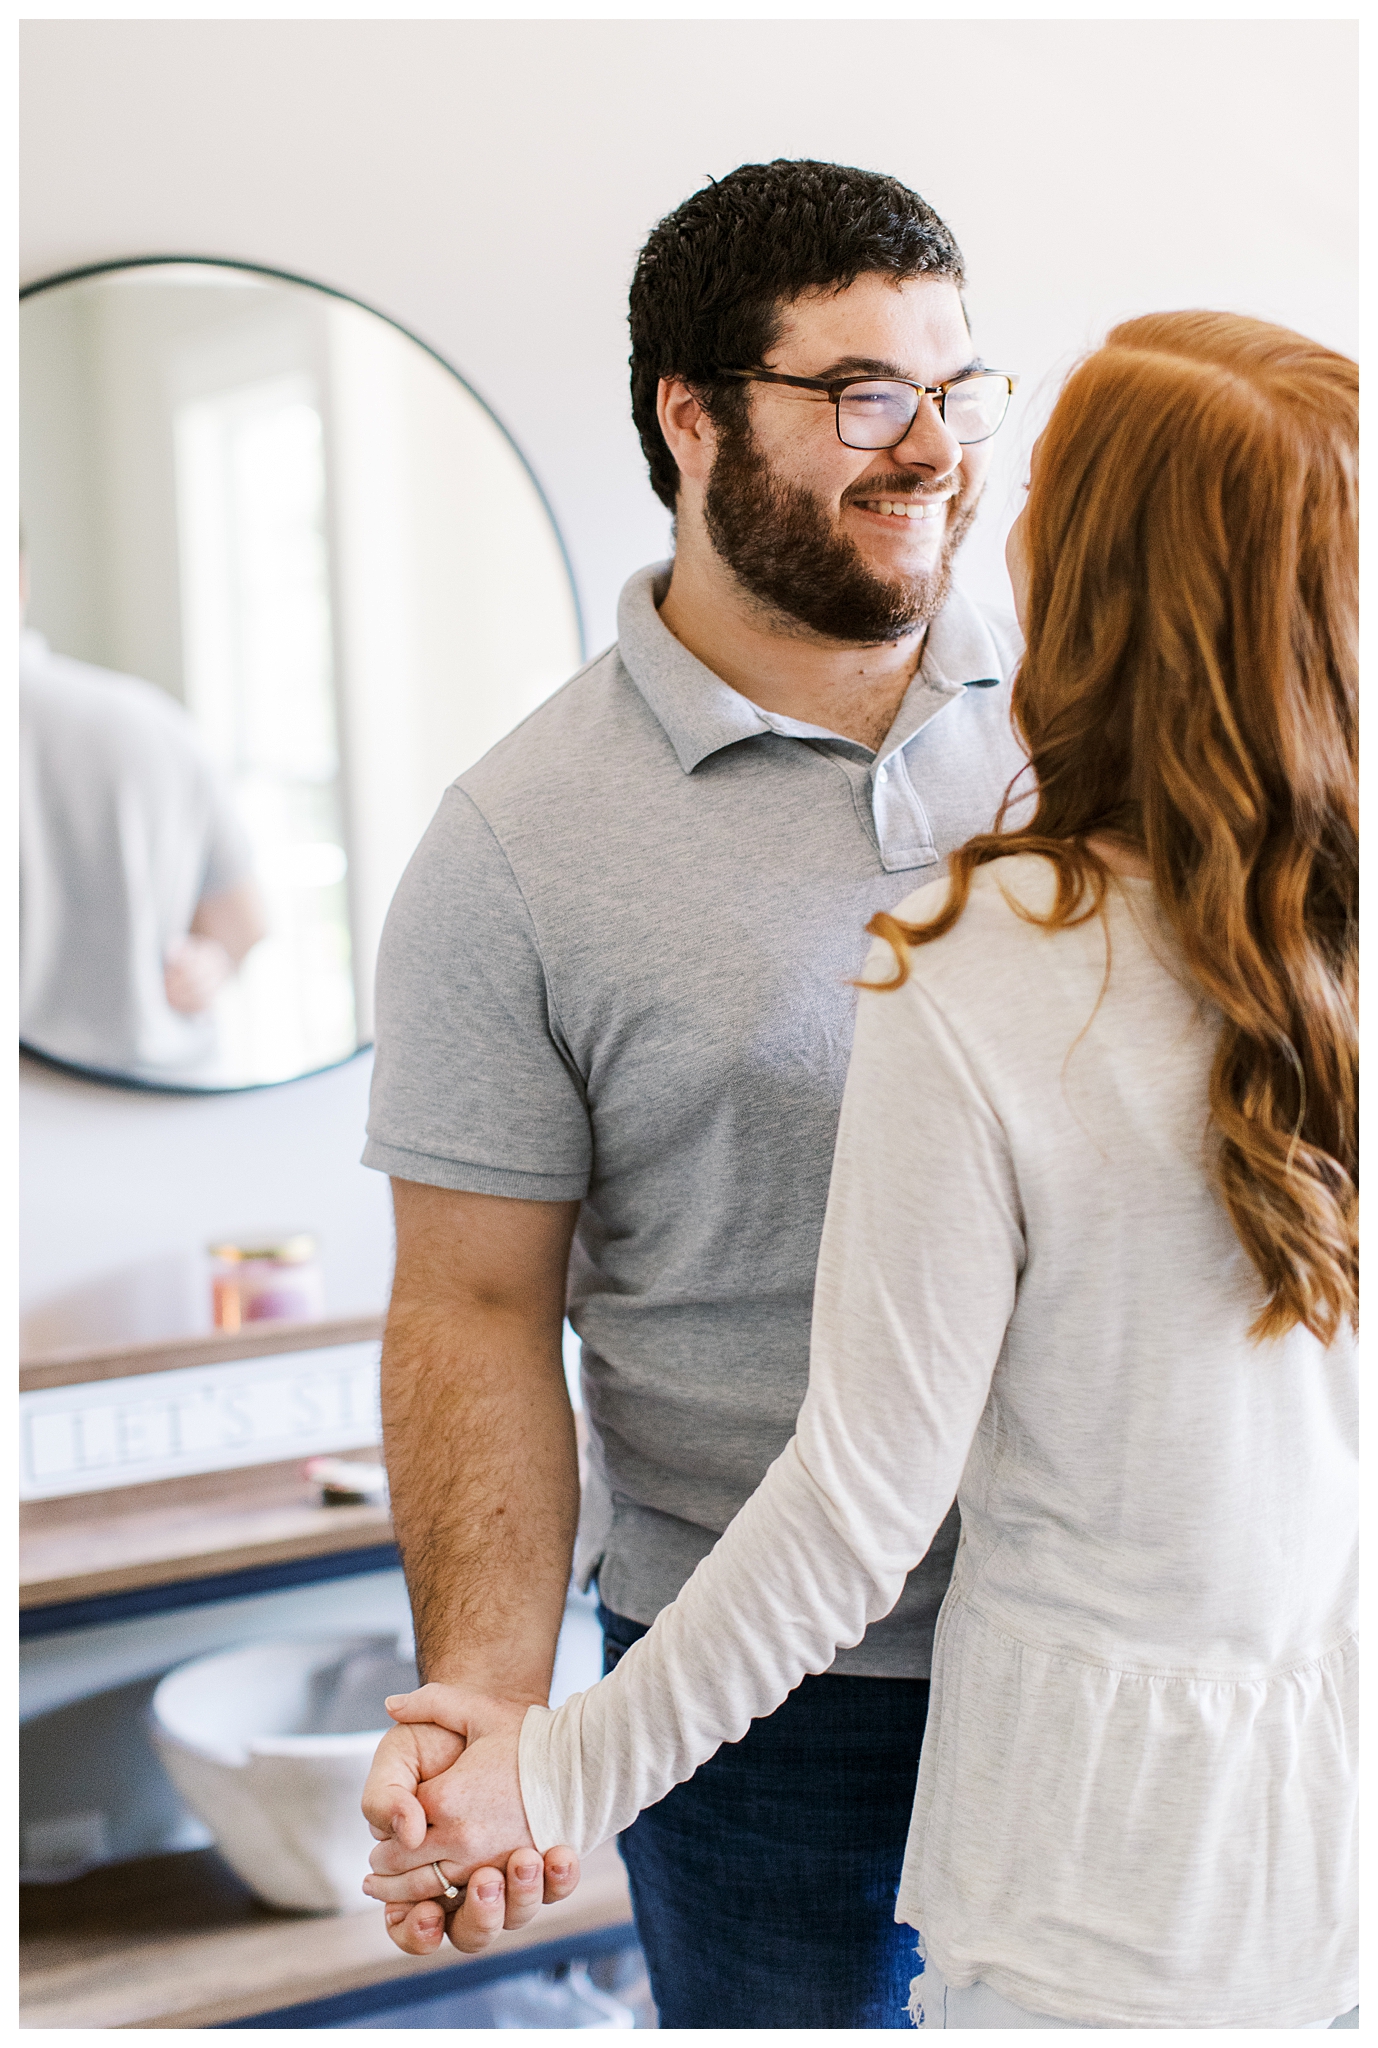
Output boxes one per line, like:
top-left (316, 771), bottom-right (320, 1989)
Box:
top-left (361, 1687), bottom-right (580, 1956)
top-left (164, 933), bottom-right (236, 1013)
top-left (366, 1685), bottom-right (534, 1878)
top-left (363, 1715), bottom-right (467, 1849)
top-left (165, 876), bottom-right (269, 1013)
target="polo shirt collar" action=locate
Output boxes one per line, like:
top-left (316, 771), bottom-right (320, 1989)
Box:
top-left (877, 583), bottom-right (1004, 763)
top-left (617, 559), bottom-right (1003, 775)
top-left (617, 563), bottom-right (774, 773)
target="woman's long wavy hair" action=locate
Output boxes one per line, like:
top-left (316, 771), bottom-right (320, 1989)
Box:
top-left (870, 311), bottom-right (1357, 1344)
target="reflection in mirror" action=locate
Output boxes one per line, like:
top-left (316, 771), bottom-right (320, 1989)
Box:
top-left (18, 260), bottom-right (583, 1090)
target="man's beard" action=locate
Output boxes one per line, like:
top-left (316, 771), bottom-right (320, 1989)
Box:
top-left (703, 412), bottom-right (979, 644)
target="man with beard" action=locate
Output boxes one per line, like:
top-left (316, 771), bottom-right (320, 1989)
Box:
top-left (360, 160), bottom-right (1024, 2026)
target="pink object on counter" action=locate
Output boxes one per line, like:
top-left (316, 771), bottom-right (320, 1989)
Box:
top-left (209, 1232), bottom-right (326, 1330)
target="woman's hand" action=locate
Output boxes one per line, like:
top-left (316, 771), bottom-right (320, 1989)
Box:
top-left (374, 1843), bottom-right (581, 1956)
top-left (360, 1682), bottom-right (580, 1956)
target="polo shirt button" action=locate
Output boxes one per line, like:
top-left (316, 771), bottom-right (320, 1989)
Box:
top-left (876, 763), bottom-right (889, 782)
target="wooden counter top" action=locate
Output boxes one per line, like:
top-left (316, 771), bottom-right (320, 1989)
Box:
top-left (19, 1310), bottom-right (386, 1393)
top-left (19, 1837), bottom-right (634, 2028)
top-left (21, 1413), bottom-right (590, 1614)
top-left (20, 1455), bottom-right (393, 1609)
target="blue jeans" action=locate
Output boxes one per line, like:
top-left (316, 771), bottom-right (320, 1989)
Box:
top-left (599, 1602), bottom-right (931, 2028)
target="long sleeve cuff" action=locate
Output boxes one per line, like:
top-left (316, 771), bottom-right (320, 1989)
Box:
top-left (518, 1701), bottom-right (575, 1854)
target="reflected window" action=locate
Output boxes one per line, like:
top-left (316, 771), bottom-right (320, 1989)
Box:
top-left (175, 374), bottom-right (355, 1082)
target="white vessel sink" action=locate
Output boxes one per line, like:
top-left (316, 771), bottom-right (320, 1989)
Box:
top-left (150, 1633), bottom-right (417, 1913)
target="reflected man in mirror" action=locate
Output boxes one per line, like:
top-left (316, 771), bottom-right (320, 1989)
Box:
top-left (18, 540), bottom-right (267, 1080)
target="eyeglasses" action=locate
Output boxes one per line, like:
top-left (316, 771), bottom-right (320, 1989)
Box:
top-left (719, 367), bottom-right (1018, 449)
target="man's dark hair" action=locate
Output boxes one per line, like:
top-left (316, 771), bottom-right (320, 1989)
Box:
top-left (629, 159), bottom-right (966, 510)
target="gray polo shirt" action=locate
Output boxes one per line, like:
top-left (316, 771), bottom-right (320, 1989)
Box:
top-left (364, 561), bottom-right (1024, 1677)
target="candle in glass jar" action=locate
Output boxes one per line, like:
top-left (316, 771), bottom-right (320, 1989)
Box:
top-left (209, 1233), bottom-right (325, 1330)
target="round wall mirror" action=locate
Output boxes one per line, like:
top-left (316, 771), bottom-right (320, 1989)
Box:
top-left (18, 258), bottom-right (584, 1092)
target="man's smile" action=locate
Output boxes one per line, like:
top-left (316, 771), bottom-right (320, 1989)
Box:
top-left (848, 491), bottom-right (953, 528)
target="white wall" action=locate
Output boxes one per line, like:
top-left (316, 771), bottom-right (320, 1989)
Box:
top-left (21, 19), bottom-right (1359, 646)
top-left (18, 18), bottom-right (1358, 1319)
top-left (18, 1049), bottom-right (393, 1326)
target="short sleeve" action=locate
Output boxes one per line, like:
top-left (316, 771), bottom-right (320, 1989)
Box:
top-left (362, 785), bottom-right (592, 1200)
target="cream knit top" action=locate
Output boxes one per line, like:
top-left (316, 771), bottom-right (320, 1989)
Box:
top-left (519, 857), bottom-right (1357, 2028)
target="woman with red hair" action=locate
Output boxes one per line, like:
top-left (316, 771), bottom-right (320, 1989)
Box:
top-left (372, 312), bottom-right (1358, 2028)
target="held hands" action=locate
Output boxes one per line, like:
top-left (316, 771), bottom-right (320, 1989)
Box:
top-left (361, 1684), bottom-right (579, 1955)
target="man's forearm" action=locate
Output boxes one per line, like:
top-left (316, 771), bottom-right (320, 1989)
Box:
top-left (381, 1298), bottom-right (579, 1703)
